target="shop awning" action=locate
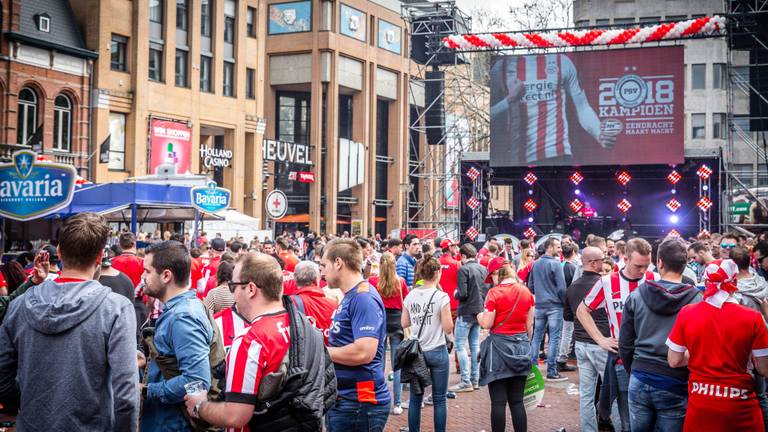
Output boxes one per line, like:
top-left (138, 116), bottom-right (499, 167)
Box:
top-left (276, 214), bottom-right (310, 223)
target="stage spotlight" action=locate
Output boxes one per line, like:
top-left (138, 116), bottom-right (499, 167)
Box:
top-left (670, 215), bottom-right (679, 224)
top-left (527, 216), bottom-right (534, 223)
top-left (574, 189), bottom-right (581, 195)
top-left (524, 172), bottom-right (538, 185)
top-left (617, 170), bottom-right (632, 186)
top-left (617, 198), bottom-right (632, 213)
top-left (697, 165), bottom-right (712, 180)
top-left (703, 185), bottom-right (709, 192)
top-left (528, 189), bottom-right (534, 195)
top-left (671, 188), bottom-right (676, 194)
top-left (667, 170), bottom-right (681, 185)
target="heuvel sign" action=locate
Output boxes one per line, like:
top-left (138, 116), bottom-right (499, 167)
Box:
top-left (190, 182), bottom-right (231, 214)
top-left (0, 150), bottom-right (77, 221)
top-left (262, 139), bottom-right (313, 165)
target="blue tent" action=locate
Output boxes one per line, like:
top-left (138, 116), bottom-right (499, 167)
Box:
top-left (51, 182), bottom-right (219, 231)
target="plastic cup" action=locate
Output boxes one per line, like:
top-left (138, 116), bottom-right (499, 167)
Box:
top-left (184, 380), bottom-right (207, 395)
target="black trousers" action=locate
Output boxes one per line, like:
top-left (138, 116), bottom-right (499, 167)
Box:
top-left (488, 376), bottom-right (527, 432)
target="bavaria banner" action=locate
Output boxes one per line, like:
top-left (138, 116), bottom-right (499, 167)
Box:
top-left (149, 118), bottom-right (192, 175)
top-left (489, 46), bottom-right (684, 167)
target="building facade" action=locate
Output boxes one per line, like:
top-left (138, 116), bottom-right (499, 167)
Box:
top-left (573, 0), bottom-right (760, 185)
top-left (63, 0), bottom-right (418, 236)
top-left (0, 0), bottom-right (96, 175)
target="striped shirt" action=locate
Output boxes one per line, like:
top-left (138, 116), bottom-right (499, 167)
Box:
top-left (214, 305), bottom-right (251, 352)
top-left (224, 311), bottom-right (290, 432)
top-left (204, 286), bottom-right (235, 314)
top-left (583, 270), bottom-right (655, 339)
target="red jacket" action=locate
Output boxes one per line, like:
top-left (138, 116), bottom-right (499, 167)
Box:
top-left (111, 253), bottom-right (144, 288)
top-left (439, 253), bottom-right (461, 311)
top-left (292, 284), bottom-right (338, 345)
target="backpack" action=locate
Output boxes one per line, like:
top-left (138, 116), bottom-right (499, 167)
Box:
top-left (141, 298), bottom-right (226, 432)
top-left (247, 295), bottom-right (337, 431)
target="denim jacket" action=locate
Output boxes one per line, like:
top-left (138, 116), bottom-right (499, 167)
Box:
top-left (140, 290), bottom-right (213, 431)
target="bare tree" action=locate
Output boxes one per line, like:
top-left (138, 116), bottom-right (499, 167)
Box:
top-left (507, 0), bottom-right (573, 31)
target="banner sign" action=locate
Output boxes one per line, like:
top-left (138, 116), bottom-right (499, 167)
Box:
top-left (262, 139), bottom-right (313, 165)
top-left (489, 46), bottom-right (684, 167)
top-left (730, 201), bottom-right (751, 215)
top-left (0, 150), bottom-right (77, 221)
top-left (190, 181), bottom-right (231, 214)
top-left (200, 145), bottom-right (232, 169)
top-left (149, 118), bottom-right (192, 175)
top-left (268, 1), bottom-right (311, 34)
top-left (297, 171), bottom-right (315, 183)
top-left (378, 19), bottom-right (402, 54)
top-left (340, 4), bottom-right (366, 41)
top-left (265, 189), bottom-right (288, 220)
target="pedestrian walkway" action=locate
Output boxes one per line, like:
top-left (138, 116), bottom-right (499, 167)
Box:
top-left (385, 362), bottom-right (581, 432)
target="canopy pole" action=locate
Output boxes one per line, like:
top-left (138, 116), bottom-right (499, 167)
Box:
top-left (130, 203), bottom-right (137, 235)
top-left (193, 210), bottom-right (200, 248)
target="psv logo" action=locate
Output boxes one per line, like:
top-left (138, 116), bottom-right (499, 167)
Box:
top-left (611, 299), bottom-right (624, 312)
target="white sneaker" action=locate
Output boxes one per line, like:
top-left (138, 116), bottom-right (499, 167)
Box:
top-left (392, 404), bottom-right (403, 415)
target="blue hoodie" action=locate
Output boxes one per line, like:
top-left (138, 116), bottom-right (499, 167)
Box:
top-left (396, 253), bottom-right (417, 288)
top-left (0, 279), bottom-right (139, 431)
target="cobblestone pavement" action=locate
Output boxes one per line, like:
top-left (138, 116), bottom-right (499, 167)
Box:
top-left (384, 360), bottom-right (581, 432)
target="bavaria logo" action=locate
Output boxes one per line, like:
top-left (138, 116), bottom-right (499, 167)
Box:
top-left (190, 181), bottom-right (231, 214)
top-left (0, 150), bottom-right (77, 221)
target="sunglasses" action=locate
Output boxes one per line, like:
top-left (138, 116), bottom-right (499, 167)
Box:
top-left (228, 281), bottom-right (250, 293)
top-left (720, 243), bottom-right (737, 249)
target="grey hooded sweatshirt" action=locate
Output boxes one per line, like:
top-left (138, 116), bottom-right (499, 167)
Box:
top-left (735, 273), bottom-right (768, 313)
top-left (0, 279), bottom-right (139, 431)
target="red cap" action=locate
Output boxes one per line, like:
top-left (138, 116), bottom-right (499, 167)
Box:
top-left (485, 256), bottom-right (509, 283)
top-left (440, 239), bottom-right (455, 249)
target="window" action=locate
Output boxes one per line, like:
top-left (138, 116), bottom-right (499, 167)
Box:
top-left (275, 92), bottom-right (311, 197)
top-left (614, 18), bottom-right (635, 25)
top-left (639, 16), bottom-right (661, 24)
top-left (734, 164), bottom-right (754, 187)
top-left (16, 88), bottom-right (38, 145)
top-left (200, 55), bottom-right (212, 92)
top-left (149, 46), bottom-right (163, 81)
top-left (692, 64), bottom-right (706, 89)
top-left (692, 113), bottom-right (705, 139)
top-left (176, 0), bottom-right (188, 30)
top-left (110, 34), bottom-right (128, 71)
top-left (713, 113), bottom-right (726, 139)
top-left (733, 66), bottom-right (750, 84)
top-left (595, 19), bottom-right (610, 26)
top-left (36, 14), bottom-right (50, 32)
top-left (713, 63), bottom-right (726, 89)
top-left (53, 95), bottom-right (72, 151)
top-left (224, 16), bottom-right (235, 43)
top-left (175, 49), bottom-right (188, 87)
top-left (666, 15), bottom-right (687, 21)
top-left (759, 164), bottom-right (768, 186)
top-left (201, 0), bottom-right (212, 37)
top-left (246, 68), bottom-right (255, 99)
top-left (108, 112), bottom-right (126, 171)
top-left (149, 0), bottom-right (163, 23)
top-left (247, 7), bottom-right (256, 37)
top-left (575, 20), bottom-right (589, 28)
top-left (733, 115), bottom-right (750, 133)
top-left (223, 61), bottom-right (234, 97)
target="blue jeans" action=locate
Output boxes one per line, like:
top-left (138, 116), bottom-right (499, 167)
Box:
top-left (387, 334), bottom-right (403, 405)
top-left (409, 347), bottom-right (449, 432)
top-left (628, 374), bottom-right (687, 432)
top-left (529, 308), bottom-right (563, 377)
top-left (455, 316), bottom-right (480, 384)
top-left (615, 364), bottom-right (630, 432)
top-left (327, 399), bottom-right (390, 432)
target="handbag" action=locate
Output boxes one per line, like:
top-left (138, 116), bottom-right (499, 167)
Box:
top-left (394, 290), bottom-right (438, 371)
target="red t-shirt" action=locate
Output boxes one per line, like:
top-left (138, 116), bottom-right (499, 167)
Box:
top-left (479, 254), bottom-right (493, 268)
top-left (197, 256), bottom-right (221, 299)
top-left (439, 254), bottom-right (460, 311)
top-left (214, 306), bottom-right (251, 352)
top-left (279, 252), bottom-right (299, 273)
top-left (667, 301), bottom-right (768, 431)
top-left (282, 270), bottom-right (297, 295)
top-left (292, 285), bottom-right (338, 345)
top-left (225, 311), bottom-right (290, 432)
top-left (190, 257), bottom-right (204, 293)
top-left (111, 253), bottom-right (144, 288)
top-left (517, 262), bottom-right (533, 284)
top-left (369, 275), bottom-right (408, 310)
top-left (484, 283), bottom-right (534, 335)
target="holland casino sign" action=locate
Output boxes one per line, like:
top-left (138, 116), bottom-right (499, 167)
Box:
top-left (200, 145), bottom-right (233, 169)
top-left (0, 151), bottom-right (77, 221)
top-left (190, 182), bottom-right (231, 214)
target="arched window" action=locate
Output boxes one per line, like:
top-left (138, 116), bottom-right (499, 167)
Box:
top-left (53, 95), bottom-right (72, 151)
top-left (16, 87), bottom-right (37, 145)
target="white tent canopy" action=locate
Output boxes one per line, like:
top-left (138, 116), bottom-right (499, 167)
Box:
top-left (200, 209), bottom-right (270, 242)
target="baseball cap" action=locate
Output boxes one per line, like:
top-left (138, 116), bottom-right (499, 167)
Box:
top-left (485, 256), bottom-right (509, 284)
top-left (440, 239), bottom-right (455, 250)
top-left (211, 238), bottom-right (226, 252)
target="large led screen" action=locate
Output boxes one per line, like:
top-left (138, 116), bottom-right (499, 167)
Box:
top-left (489, 46), bottom-right (684, 167)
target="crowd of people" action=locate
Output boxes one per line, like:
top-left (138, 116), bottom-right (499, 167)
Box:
top-left (2, 215), bottom-right (768, 432)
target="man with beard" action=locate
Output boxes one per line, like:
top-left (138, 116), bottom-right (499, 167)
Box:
top-left (140, 241), bottom-right (214, 431)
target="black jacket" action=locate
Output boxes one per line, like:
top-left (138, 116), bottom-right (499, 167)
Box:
top-left (564, 271), bottom-right (610, 343)
top-left (248, 296), bottom-right (337, 431)
top-left (455, 259), bottom-right (487, 320)
top-left (618, 279), bottom-right (702, 381)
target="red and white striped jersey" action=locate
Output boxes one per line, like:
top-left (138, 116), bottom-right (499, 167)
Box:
top-left (583, 270), bottom-right (656, 339)
top-left (224, 311), bottom-right (290, 432)
top-left (214, 306), bottom-right (251, 352)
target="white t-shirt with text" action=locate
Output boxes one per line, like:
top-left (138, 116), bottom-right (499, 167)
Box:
top-left (403, 287), bottom-right (450, 352)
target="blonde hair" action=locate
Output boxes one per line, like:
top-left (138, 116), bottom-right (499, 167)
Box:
top-left (497, 264), bottom-right (518, 282)
top-left (377, 252), bottom-right (401, 298)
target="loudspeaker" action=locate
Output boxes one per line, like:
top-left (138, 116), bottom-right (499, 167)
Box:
top-left (425, 70), bottom-right (445, 144)
top-left (750, 49), bottom-right (768, 131)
